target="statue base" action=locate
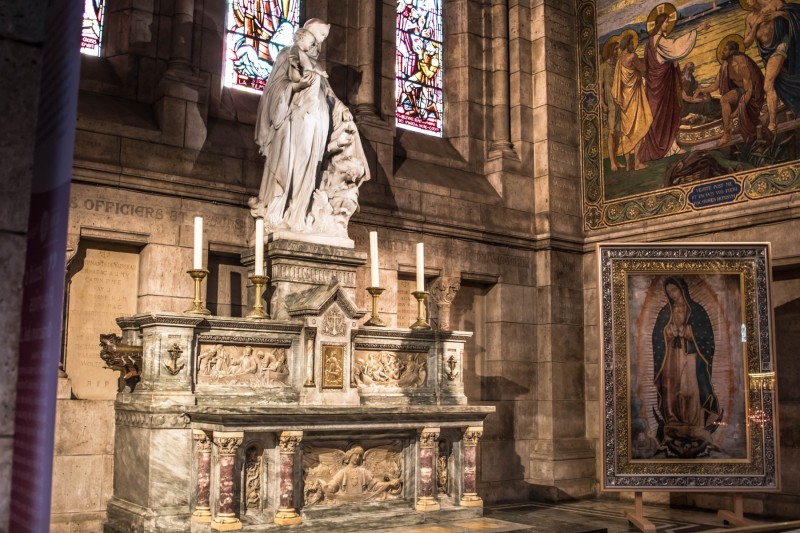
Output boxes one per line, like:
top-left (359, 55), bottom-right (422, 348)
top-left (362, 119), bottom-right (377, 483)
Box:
top-left (268, 230), bottom-right (354, 249)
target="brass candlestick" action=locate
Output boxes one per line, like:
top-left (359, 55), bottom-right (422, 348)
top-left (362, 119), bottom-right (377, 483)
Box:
top-left (247, 274), bottom-right (269, 319)
top-left (185, 269), bottom-right (211, 315)
top-left (410, 290), bottom-right (431, 330)
top-left (364, 287), bottom-right (386, 327)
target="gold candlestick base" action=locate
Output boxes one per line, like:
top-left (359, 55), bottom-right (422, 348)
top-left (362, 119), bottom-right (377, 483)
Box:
top-left (410, 290), bottom-right (431, 330)
top-left (364, 287), bottom-right (386, 327)
top-left (247, 274), bottom-right (270, 319)
top-left (185, 269), bottom-right (211, 315)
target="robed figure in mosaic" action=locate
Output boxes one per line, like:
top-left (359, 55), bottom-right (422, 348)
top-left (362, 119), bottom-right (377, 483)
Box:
top-left (251, 18), bottom-right (370, 239)
top-left (652, 277), bottom-right (722, 459)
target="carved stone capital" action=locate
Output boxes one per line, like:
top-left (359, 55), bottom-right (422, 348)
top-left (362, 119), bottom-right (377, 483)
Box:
top-left (429, 277), bottom-right (461, 306)
top-left (418, 427), bottom-right (440, 449)
top-left (193, 429), bottom-right (212, 453)
top-left (463, 426), bottom-right (483, 447)
top-left (213, 432), bottom-right (244, 455)
top-left (278, 431), bottom-right (303, 453)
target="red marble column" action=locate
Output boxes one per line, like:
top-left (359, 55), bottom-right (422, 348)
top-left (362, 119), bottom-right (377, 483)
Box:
top-left (212, 432), bottom-right (243, 531)
top-left (416, 427), bottom-right (440, 511)
top-left (460, 426), bottom-right (483, 507)
top-left (191, 430), bottom-right (212, 523)
top-left (274, 431), bottom-right (303, 526)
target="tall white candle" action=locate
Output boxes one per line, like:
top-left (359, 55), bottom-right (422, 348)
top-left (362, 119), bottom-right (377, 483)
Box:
top-left (193, 216), bottom-right (203, 270)
top-left (255, 218), bottom-right (264, 276)
top-left (369, 231), bottom-right (379, 287)
top-left (416, 242), bottom-right (424, 292)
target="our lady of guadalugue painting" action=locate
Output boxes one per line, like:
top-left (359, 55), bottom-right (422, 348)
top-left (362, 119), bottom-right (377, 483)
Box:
top-left (579, 0), bottom-right (800, 228)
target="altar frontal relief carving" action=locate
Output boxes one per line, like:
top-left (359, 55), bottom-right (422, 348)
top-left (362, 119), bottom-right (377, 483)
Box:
top-left (302, 441), bottom-right (403, 506)
top-left (196, 344), bottom-right (289, 386)
top-left (579, 0), bottom-right (800, 229)
top-left (352, 350), bottom-right (428, 388)
top-left (599, 244), bottom-right (779, 490)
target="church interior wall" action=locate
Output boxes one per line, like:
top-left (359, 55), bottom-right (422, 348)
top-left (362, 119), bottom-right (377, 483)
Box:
top-left (5, 0), bottom-right (798, 529)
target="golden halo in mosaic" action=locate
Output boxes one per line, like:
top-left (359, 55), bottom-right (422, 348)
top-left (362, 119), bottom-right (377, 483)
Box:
top-left (647, 2), bottom-right (678, 35)
top-left (620, 29), bottom-right (640, 51)
top-left (717, 33), bottom-right (746, 64)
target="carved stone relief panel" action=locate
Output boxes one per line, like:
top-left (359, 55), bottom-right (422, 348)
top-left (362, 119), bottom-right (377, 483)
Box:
top-left (321, 305), bottom-right (347, 337)
top-left (352, 350), bottom-right (427, 388)
top-left (196, 343), bottom-right (289, 386)
top-left (321, 345), bottom-right (345, 389)
top-left (436, 439), bottom-right (450, 496)
top-left (244, 445), bottom-right (264, 514)
top-left (302, 440), bottom-right (403, 507)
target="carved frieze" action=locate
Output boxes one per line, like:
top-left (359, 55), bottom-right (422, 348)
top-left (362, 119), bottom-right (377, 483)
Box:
top-left (196, 344), bottom-right (289, 386)
top-left (115, 411), bottom-right (190, 428)
top-left (302, 441), bottom-right (403, 507)
top-left (352, 351), bottom-right (427, 388)
top-left (198, 335), bottom-right (293, 347)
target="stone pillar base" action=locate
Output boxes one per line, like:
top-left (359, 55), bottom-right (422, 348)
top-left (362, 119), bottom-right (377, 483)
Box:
top-left (416, 497), bottom-right (441, 512)
top-left (460, 494), bottom-right (483, 507)
top-left (191, 508), bottom-right (212, 523)
top-left (211, 514), bottom-right (242, 531)
top-left (274, 508), bottom-right (302, 526)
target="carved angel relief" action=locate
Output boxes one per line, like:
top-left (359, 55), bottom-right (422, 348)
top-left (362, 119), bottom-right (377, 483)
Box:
top-left (196, 344), bottom-right (289, 386)
top-left (302, 442), bottom-right (403, 507)
top-left (352, 351), bottom-right (427, 388)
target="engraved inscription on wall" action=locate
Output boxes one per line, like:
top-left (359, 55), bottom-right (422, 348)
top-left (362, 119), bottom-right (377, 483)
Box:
top-left (396, 279), bottom-right (418, 328)
top-left (66, 244), bottom-right (139, 400)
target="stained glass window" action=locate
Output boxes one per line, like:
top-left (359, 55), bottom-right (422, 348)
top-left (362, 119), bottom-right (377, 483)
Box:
top-left (80, 0), bottom-right (105, 56)
top-left (396, 0), bottom-right (443, 136)
top-left (225, 0), bottom-right (301, 92)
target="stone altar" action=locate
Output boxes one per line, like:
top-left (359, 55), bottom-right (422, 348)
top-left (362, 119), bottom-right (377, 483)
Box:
top-left (103, 239), bottom-right (493, 532)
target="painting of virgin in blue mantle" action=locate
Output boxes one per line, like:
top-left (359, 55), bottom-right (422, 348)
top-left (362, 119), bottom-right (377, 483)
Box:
top-left (588, 1), bottom-right (800, 218)
top-left (627, 274), bottom-right (747, 460)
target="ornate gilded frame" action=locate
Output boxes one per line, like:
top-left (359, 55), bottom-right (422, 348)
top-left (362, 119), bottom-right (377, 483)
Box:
top-left (598, 243), bottom-right (779, 490)
top-left (577, 0), bottom-right (800, 230)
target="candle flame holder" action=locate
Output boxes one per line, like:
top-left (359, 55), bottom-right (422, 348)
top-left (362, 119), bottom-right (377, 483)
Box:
top-left (185, 269), bottom-right (211, 315)
top-left (364, 287), bottom-right (386, 327)
top-left (247, 274), bottom-right (270, 319)
top-left (410, 290), bottom-right (431, 330)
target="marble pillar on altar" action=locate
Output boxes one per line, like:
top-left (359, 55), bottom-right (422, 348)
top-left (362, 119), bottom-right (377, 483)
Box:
top-left (416, 427), bottom-right (441, 511)
top-left (192, 430), bottom-right (213, 523)
top-left (460, 426), bottom-right (484, 507)
top-left (275, 431), bottom-right (303, 525)
top-left (212, 432), bottom-right (244, 531)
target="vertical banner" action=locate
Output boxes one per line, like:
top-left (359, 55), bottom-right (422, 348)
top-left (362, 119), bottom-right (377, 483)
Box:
top-left (9, 0), bottom-right (82, 530)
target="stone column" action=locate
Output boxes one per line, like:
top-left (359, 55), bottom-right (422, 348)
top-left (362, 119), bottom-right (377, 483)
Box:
top-left (275, 431), bottom-right (303, 525)
top-left (488, 0), bottom-right (516, 159)
top-left (355, 0), bottom-right (377, 120)
top-left (212, 432), bottom-right (244, 531)
top-left (169, 0), bottom-right (194, 71)
top-left (460, 426), bottom-right (483, 507)
top-left (416, 427), bottom-right (441, 511)
top-left (192, 430), bottom-right (213, 523)
top-left (429, 277), bottom-right (461, 331)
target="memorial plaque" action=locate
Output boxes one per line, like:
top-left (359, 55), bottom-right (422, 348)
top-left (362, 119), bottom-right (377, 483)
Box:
top-left (396, 278), bottom-right (418, 329)
top-left (65, 244), bottom-right (139, 399)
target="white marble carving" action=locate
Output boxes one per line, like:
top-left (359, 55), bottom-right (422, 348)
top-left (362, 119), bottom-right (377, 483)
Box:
top-left (352, 351), bottom-right (427, 388)
top-left (302, 443), bottom-right (402, 506)
top-left (196, 344), bottom-right (289, 386)
top-left (244, 446), bottom-right (262, 513)
top-left (250, 18), bottom-right (370, 242)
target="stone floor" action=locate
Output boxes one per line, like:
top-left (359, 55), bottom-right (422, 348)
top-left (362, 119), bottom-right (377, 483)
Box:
top-left (350, 500), bottom-right (800, 533)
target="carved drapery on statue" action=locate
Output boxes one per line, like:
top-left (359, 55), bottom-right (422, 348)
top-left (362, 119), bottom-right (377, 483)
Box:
top-left (250, 18), bottom-right (370, 240)
top-left (302, 442), bottom-right (403, 506)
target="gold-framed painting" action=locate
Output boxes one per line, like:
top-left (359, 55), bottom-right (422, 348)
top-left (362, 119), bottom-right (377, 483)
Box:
top-left (321, 344), bottom-right (345, 389)
top-left (578, 0), bottom-right (800, 230)
top-left (598, 243), bottom-right (779, 490)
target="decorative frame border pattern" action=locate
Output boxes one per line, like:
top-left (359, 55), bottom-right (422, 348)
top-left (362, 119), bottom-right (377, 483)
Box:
top-left (598, 243), bottom-right (779, 490)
